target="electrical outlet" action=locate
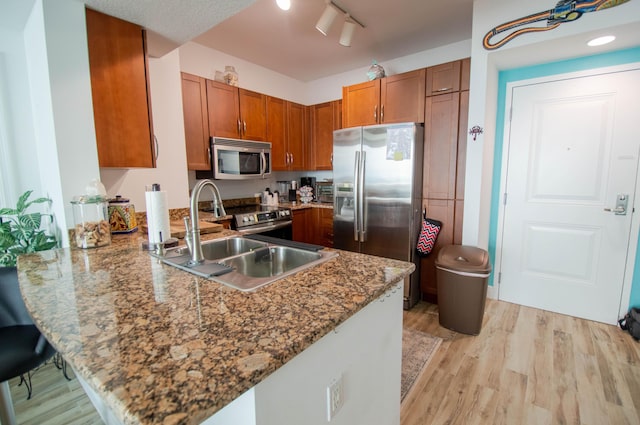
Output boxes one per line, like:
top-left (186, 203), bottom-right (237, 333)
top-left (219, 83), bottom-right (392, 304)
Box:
top-left (326, 374), bottom-right (344, 421)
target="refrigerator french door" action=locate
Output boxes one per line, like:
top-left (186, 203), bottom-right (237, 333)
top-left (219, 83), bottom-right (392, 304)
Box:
top-left (333, 123), bottom-right (424, 309)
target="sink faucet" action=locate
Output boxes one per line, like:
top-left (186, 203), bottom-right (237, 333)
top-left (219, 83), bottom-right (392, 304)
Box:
top-left (186, 179), bottom-right (227, 264)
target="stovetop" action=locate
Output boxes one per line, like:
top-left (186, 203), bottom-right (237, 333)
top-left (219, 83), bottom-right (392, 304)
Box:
top-left (225, 205), bottom-right (292, 228)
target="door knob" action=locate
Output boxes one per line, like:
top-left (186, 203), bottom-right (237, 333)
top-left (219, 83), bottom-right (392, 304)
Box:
top-left (604, 194), bottom-right (628, 215)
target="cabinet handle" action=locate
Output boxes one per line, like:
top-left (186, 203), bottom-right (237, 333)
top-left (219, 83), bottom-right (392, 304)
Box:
top-left (331, 153), bottom-right (333, 166)
top-left (436, 87), bottom-right (452, 92)
top-left (381, 104), bottom-right (384, 122)
top-left (374, 105), bottom-right (377, 122)
top-left (237, 119), bottom-right (241, 135)
top-left (290, 153), bottom-right (294, 165)
top-left (243, 121), bottom-right (247, 134)
top-left (207, 147), bottom-right (211, 166)
top-left (154, 135), bottom-right (159, 161)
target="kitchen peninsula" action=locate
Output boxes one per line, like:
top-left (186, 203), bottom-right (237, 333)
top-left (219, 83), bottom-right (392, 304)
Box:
top-left (16, 230), bottom-right (413, 425)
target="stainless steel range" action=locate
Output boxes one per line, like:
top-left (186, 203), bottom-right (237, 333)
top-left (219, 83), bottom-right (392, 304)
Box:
top-left (230, 205), bottom-right (293, 239)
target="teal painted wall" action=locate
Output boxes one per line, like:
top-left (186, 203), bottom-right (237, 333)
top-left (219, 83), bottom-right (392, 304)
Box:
top-left (488, 47), bottom-right (640, 310)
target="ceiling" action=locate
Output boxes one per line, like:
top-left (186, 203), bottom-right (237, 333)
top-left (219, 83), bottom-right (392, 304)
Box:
top-left (81, 0), bottom-right (474, 82)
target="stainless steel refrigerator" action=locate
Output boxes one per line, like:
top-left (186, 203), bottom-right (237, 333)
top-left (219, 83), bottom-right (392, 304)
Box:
top-left (333, 123), bottom-right (424, 310)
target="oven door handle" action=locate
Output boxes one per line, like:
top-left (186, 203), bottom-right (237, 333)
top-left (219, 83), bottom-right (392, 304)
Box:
top-left (236, 220), bottom-right (293, 235)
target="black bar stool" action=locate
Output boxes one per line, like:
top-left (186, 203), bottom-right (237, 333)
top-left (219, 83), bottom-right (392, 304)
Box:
top-left (0, 266), bottom-right (56, 425)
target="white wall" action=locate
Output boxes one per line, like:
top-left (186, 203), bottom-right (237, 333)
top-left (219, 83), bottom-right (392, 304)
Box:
top-left (0, 0), bottom-right (99, 247)
top-left (464, 0), bottom-right (640, 248)
top-left (305, 39), bottom-right (472, 105)
top-left (0, 1), bottom-right (40, 206)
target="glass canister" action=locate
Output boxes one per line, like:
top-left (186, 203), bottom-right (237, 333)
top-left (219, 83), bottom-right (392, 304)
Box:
top-left (71, 196), bottom-right (111, 248)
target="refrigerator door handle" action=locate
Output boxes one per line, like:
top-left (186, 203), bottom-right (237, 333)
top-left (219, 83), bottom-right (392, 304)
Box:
top-left (359, 151), bottom-right (366, 242)
top-left (353, 151), bottom-right (361, 242)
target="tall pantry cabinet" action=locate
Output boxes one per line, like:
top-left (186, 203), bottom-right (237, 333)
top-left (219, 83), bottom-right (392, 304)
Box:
top-left (420, 58), bottom-right (470, 303)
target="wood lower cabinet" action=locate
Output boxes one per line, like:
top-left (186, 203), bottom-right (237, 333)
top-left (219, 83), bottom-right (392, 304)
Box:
top-left (419, 199), bottom-right (454, 304)
top-left (86, 8), bottom-right (155, 168)
top-left (181, 73), bottom-right (210, 170)
top-left (310, 100), bottom-right (341, 170)
top-left (292, 209), bottom-right (310, 243)
top-left (342, 69), bottom-right (425, 128)
top-left (292, 208), bottom-right (333, 246)
top-left (310, 208), bottom-right (334, 247)
top-left (206, 80), bottom-right (266, 141)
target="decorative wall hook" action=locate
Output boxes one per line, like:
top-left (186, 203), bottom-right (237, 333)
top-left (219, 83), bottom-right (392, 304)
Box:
top-left (469, 125), bottom-right (484, 141)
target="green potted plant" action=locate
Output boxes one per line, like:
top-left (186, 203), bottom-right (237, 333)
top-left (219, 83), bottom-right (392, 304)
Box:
top-left (0, 190), bottom-right (58, 267)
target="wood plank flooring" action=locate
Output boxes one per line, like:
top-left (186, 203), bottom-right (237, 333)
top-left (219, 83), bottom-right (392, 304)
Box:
top-left (401, 299), bottom-right (640, 425)
top-left (7, 298), bottom-right (640, 424)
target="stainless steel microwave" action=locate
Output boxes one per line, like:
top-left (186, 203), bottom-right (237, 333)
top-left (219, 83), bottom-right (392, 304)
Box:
top-left (196, 137), bottom-right (271, 180)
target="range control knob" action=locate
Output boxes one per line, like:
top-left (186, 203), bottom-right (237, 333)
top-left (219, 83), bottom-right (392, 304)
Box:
top-left (242, 216), bottom-right (249, 222)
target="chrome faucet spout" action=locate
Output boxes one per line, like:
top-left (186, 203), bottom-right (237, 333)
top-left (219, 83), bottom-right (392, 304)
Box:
top-left (189, 179), bottom-right (226, 264)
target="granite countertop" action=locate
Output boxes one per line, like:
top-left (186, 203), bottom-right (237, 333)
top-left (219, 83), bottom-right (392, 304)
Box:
top-left (17, 230), bottom-right (413, 425)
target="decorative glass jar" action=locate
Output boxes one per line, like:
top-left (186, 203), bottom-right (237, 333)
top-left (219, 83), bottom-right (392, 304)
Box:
top-left (224, 66), bottom-right (238, 86)
top-left (71, 196), bottom-right (111, 248)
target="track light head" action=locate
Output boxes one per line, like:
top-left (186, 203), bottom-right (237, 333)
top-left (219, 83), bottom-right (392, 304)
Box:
top-left (315, 2), bottom-right (338, 36)
top-left (339, 16), bottom-right (356, 47)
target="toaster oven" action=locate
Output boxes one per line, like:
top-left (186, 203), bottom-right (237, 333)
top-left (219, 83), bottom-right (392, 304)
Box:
top-left (315, 181), bottom-right (334, 203)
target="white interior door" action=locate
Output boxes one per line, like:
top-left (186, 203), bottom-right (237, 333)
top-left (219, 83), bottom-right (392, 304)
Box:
top-left (498, 68), bottom-right (640, 324)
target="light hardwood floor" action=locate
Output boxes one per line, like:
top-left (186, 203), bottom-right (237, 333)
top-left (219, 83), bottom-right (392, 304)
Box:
top-left (401, 299), bottom-right (640, 425)
top-left (8, 298), bottom-right (640, 424)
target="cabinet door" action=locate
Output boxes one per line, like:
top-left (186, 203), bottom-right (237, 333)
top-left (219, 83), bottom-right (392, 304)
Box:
top-left (239, 89), bottom-right (267, 141)
top-left (423, 93), bottom-right (459, 200)
top-left (310, 101), bottom-right (335, 170)
top-left (207, 80), bottom-right (240, 138)
top-left (181, 73), bottom-right (210, 171)
top-left (316, 208), bottom-right (334, 247)
top-left (426, 61), bottom-right (461, 96)
top-left (267, 96), bottom-right (288, 171)
top-left (460, 58), bottom-right (471, 92)
top-left (287, 102), bottom-right (306, 171)
top-left (380, 69), bottom-right (425, 124)
top-left (86, 9), bottom-right (155, 168)
top-left (419, 199), bottom-right (454, 303)
top-left (334, 99), bottom-right (342, 131)
top-left (342, 80), bottom-right (380, 128)
top-left (292, 209), bottom-right (310, 243)
top-left (456, 90), bottom-right (469, 199)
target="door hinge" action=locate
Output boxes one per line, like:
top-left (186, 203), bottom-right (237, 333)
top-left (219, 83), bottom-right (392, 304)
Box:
top-left (498, 272), bottom-right (502, 284)
top-left (503, 192), bottom-right (508, 205)
top-left (509, 107), bottom-right (513, 122)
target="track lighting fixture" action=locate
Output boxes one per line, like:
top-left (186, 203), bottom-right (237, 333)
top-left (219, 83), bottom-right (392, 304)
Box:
top-left (315, 1), bottom-right (364, 46)
top-left (315, 1), bottom-right (339, 35)
top-left (339, 15), bottom-right (357, 47)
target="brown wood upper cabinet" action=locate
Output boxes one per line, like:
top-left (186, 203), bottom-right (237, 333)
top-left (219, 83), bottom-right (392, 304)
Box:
top-left (310, 100), bottom-right (341, 170)
top-left (426, 60), bottom-right (462, 96)
top-left (267, 96), bottom-right (287, 170)
top-left (268, 98), bottom-right (306, 171)
top-left (181, 73), bottom-right (210, 171)
top-left (86, 8), bottom-right (155, 168)
top-left (342, 69), bottom-right (425, 128)
top-left (206, 80), bottom-right (267, 141)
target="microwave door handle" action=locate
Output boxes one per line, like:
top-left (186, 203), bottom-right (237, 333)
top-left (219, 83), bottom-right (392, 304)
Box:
top-left (353, 151), bottom-right (360, 242)
top-left (260, 150), bottom-right (266, 179)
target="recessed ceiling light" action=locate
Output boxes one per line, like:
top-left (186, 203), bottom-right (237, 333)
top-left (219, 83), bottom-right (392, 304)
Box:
top-left (276, 0), bottom-right (291, 11)
top-left (587, 35), bottom-right (615, 47)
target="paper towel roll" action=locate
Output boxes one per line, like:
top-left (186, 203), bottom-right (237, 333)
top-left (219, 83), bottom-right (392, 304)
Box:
top-left (145, 189), bottom-right (171, 244)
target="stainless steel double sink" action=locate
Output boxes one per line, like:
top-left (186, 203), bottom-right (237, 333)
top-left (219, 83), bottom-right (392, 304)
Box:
top-left (153, 236), bottom-right (338, 291)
